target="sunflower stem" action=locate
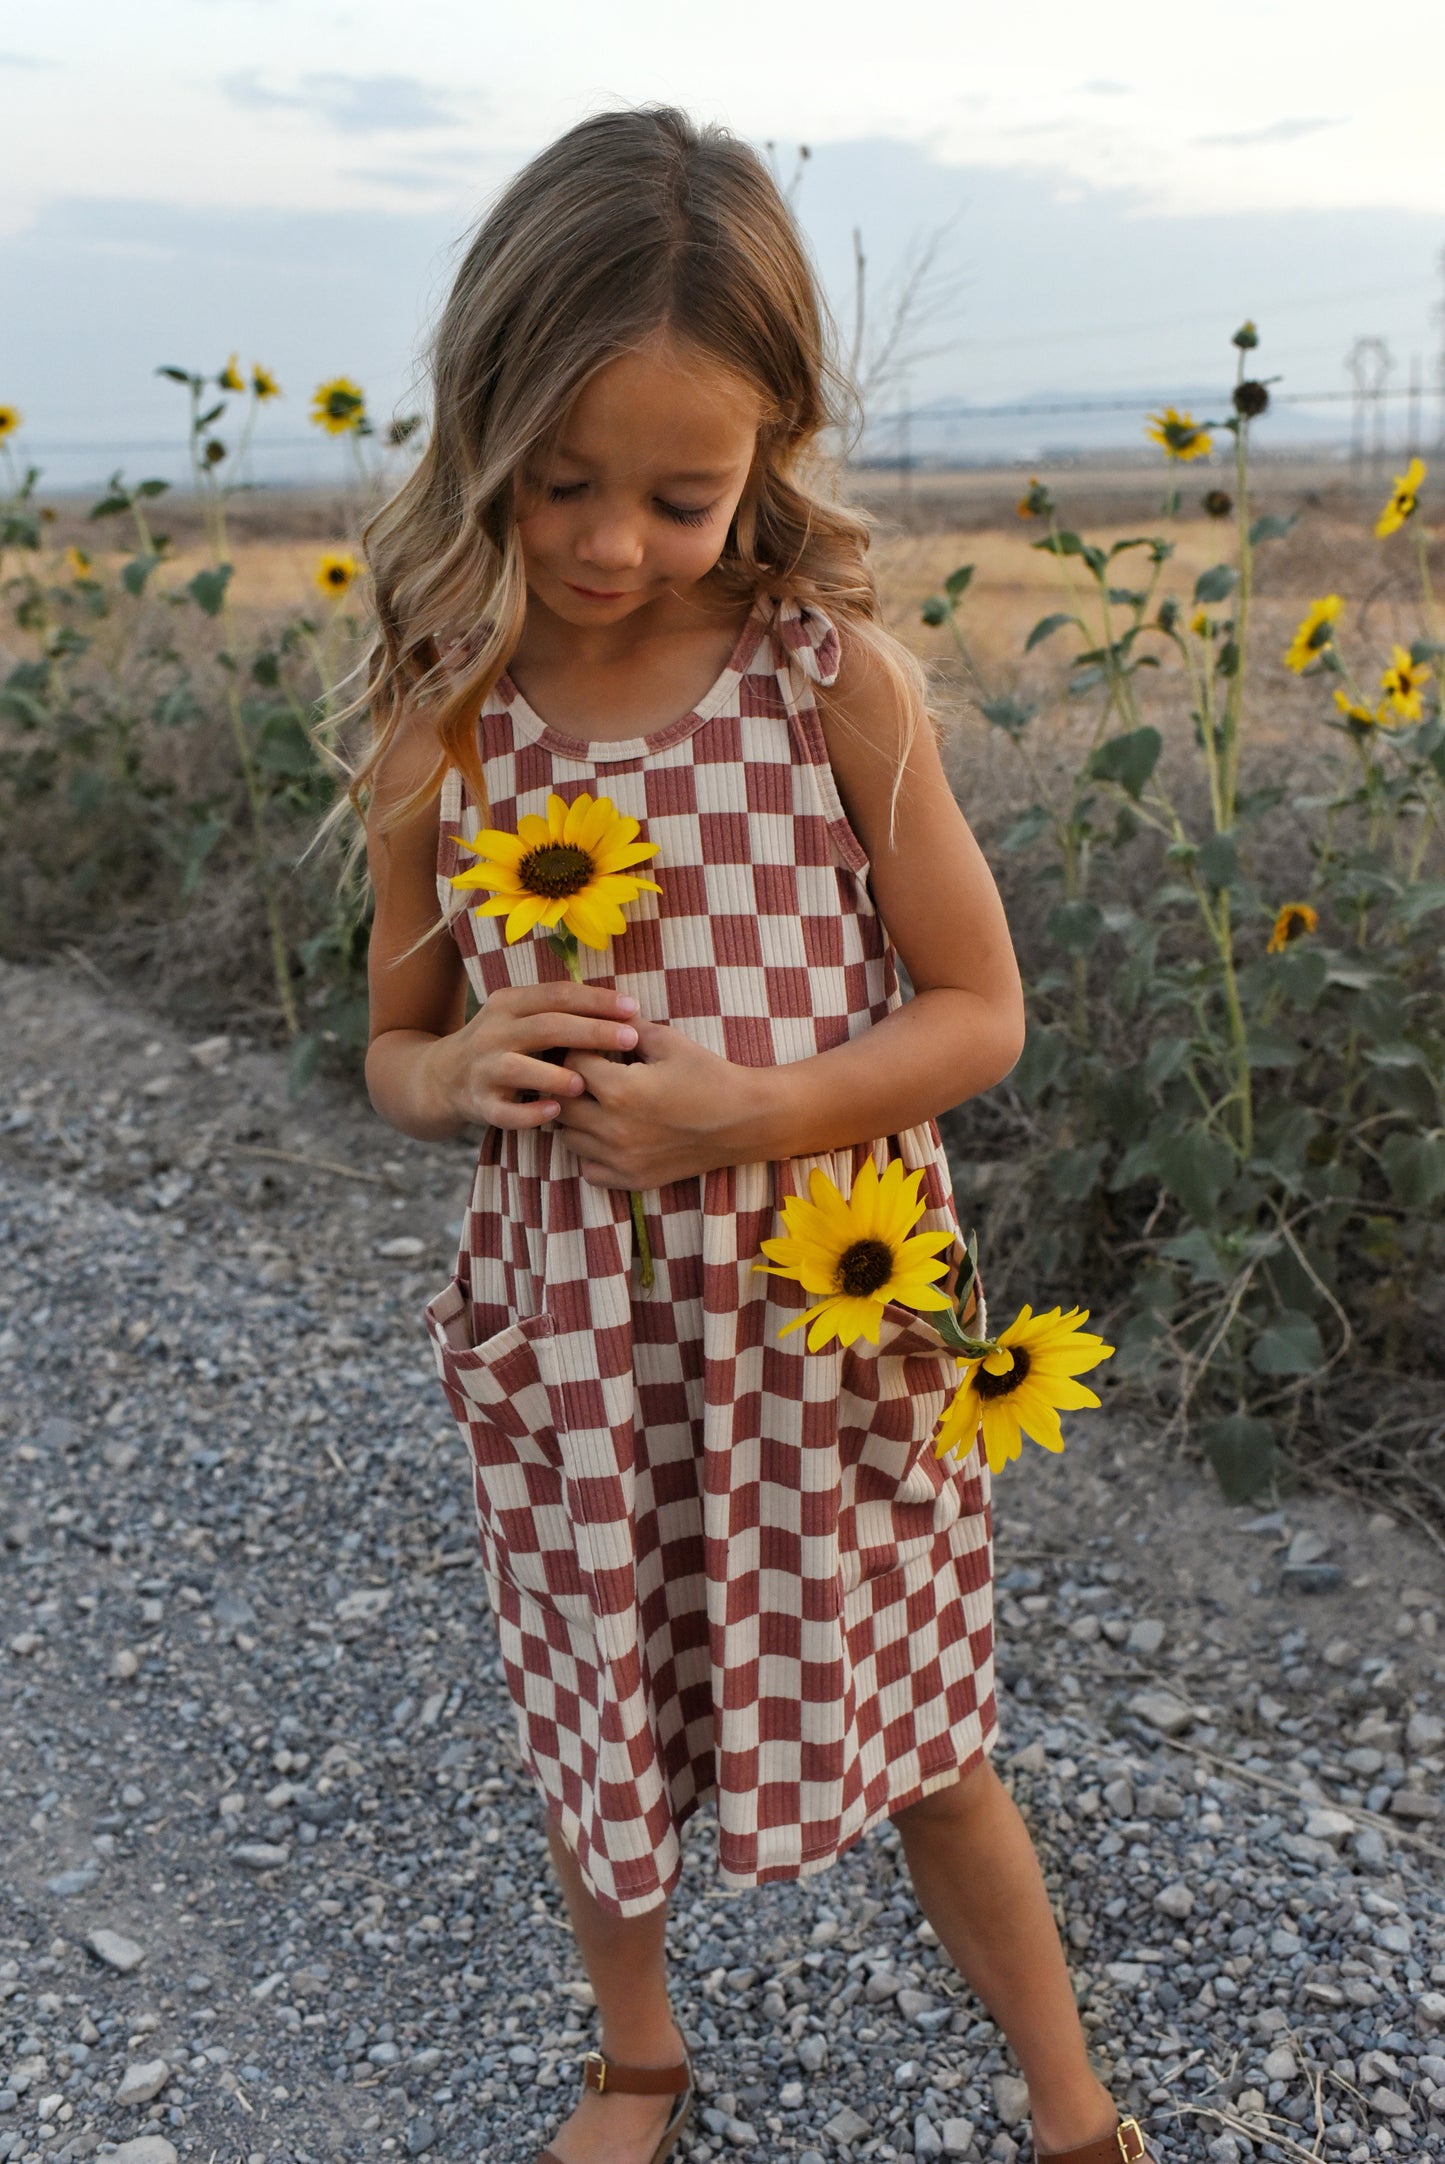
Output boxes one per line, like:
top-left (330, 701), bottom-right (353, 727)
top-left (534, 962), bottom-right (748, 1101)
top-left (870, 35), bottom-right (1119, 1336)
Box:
top-left (548, 928), bottom-right (655, 1293)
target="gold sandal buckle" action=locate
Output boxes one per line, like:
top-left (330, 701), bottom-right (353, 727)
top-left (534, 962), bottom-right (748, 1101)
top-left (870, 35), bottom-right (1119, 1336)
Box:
top-left (583, 2050), bottom-right (608, 2094)
top-left (1116, 2118), bottom-right (1146, 2164)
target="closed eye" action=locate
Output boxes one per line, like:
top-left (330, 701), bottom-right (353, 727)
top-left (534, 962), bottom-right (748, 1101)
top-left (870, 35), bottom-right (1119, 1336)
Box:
top-left (545, 482), bottom-right (717, 528)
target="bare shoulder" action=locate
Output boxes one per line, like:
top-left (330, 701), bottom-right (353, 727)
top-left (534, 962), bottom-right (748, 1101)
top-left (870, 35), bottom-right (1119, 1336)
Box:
top-left (813, 618), bottom-right (950, 847)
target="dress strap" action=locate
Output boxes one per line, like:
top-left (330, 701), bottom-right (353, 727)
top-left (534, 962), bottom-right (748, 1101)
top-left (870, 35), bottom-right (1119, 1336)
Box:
top-left (773, 594), bottom-right (841, 688)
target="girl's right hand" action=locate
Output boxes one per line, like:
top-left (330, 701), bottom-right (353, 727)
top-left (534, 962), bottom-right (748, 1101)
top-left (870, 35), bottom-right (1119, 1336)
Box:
top-left (420, 982), bottom-right (641, 1131)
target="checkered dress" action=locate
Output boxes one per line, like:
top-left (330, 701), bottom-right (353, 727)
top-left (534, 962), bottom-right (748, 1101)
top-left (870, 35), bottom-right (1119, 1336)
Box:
top-left (426, 592), bottom-right (998, 1917)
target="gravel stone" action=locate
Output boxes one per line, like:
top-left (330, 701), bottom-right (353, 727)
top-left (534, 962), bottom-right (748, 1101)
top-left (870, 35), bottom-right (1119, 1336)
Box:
top-left (3, 955), bottom-right (1444, 2164)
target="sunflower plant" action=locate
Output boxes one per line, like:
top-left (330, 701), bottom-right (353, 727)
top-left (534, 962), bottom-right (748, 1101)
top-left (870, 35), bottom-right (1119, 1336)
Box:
top-left (920, 321), bottom-right (1444, 1510)
top-left (449, 790), bottom-right (663, 1287)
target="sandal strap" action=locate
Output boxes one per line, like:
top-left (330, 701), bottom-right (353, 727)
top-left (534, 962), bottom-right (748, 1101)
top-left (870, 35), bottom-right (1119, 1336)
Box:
top-left (1037, 2116), bottom-right (1152, 2164)
top-left (582, 2047), bottom-right (691, 2096)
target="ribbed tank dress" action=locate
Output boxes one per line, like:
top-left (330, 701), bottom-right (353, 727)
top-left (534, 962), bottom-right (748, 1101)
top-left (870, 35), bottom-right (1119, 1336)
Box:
top-left (425, 591), bottom-right (998, 1918)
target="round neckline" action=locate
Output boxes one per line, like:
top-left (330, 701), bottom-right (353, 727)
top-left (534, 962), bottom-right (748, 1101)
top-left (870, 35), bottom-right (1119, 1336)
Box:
top-left (493, 596), bottom-right (772, 763)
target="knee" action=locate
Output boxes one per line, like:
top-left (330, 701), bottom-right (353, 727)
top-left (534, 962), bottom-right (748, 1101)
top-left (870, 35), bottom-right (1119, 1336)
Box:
top-left (889, 1756), bottom-right (995, 1831)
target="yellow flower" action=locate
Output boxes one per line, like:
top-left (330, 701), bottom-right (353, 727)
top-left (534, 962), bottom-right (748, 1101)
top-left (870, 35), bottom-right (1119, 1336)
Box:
top-left (754, 1157), bottom-right (955, 1352)
top-left (218, 353), bottom-right (245, 393)
top-left (1015, 477), bottom-right (1051, 519)
top-left (1375, 455), bottom-right (1425, 539)
top-left (449, 789), bottom-right (661, 950)
top-left (1284, 594), bottom-right (1343, 673)
top-left (1146, 406), bottom-right (1212, 462)
top-left (0, 404), bottom-right (19, 441)
top-left (310, 376), bottom-right (367, 434)
top-left (933, 1305), bottom-right (1114, 1476)
top-left (315, 549), bottom-right (359, 598)
top-left (251, 364), bottom-right (281, 400)
top-left (64, 545), bottom-right (92, 578)
top-left (1189, 607), bottom-right (1210, 638)
top-left (1379, 644), bottom-right (1430, 722)
top-left (1267, 902), bottom-right (1318, 954)
top-left (1332, 687), bottom-right (1392, 729)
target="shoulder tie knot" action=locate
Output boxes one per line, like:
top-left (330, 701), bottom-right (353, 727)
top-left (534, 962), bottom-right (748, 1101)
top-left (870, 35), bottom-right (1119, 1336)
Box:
top-left (775, 595), bottom-right (841, 689)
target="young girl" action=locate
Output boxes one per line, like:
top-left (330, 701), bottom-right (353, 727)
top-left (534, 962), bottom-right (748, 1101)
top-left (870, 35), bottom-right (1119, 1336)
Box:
top-left (357, 106), bottom-right (1157, 2164)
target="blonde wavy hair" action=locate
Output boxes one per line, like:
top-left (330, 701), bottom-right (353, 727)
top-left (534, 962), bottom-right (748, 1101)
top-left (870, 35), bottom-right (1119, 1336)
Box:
top-left (317, 103), bottom-right (931, 877)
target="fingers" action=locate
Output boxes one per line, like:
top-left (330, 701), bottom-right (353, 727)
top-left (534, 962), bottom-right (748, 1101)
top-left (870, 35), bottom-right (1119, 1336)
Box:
top-left (509, 1011), bottom-right (639, 1056)
top-left (487, 981), bottom-right (639, 1025)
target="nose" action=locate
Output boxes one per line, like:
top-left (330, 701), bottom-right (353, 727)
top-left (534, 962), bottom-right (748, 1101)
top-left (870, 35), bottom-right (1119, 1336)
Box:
top-left (574, 512), bottom-right (645, 575)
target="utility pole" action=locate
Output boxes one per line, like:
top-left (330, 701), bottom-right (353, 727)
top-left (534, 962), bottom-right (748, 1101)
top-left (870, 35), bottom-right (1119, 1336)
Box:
top-left (1346, 337), bottom-right (1392, 478)
top-left (1435, 244), bottom-right (1445, 452)
top-left (1407, 354), bottom-right (1422, 458)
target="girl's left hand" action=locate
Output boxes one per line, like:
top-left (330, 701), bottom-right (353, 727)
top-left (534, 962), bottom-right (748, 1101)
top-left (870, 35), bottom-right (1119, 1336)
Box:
top-left (550, 1019), bottom-right (762, 1187)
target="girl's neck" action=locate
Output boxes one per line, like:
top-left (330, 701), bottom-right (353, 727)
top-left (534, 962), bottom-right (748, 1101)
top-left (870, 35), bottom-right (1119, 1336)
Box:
top-left (504, 579), bottom-right (760, 742)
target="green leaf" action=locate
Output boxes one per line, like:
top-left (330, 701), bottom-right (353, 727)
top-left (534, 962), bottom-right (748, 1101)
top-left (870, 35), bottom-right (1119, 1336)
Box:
top-left (1194, 563), bottom-right (1237, 605)
top-left (1323, 955), bottom-right (1385, 992)
top-left (1244, 1029), bottom-right (1303, 1070)
top-left (187, 563), bottom-right (233, 617)
top-left (1379, 1132), bottom-right (1445, 1207)
top-left (1199, 1415), bottom-right (1277, 1504)
top-left (1046, 899), bottom-right (1104, 955)
top-left (1363, 1040), bottom-right (1432, 1072)
top-left (287, 1031), bottom-right (325, 1099)
top-left (1268, 945), bottom-right (1328, 1009)
top-left (1105, 536), bottom-right (1155, 561)
top-left (121, 553), bottom-right (162, 597)
top-left (155, 365), bottom-right (195, 384)
top-left (999, 804), bottom-right (1052, 853)
top-left (920, 595), bottom-right (949, 627)
top-left (944, 564), bottom-right (974, 600)
top-left (1248, 1310), bottom-right (1324, 1376)
top-left (1159, 1227), bottom-right (1230, 1286)
top-left (1107, 1137), bottom-right (1159, 1190)
top-left (1049, 1141), bottom-right (1108, 1201)
top-left (1196, 830), bottom-right (1238, 889)
top-left (1248, 513), bottom-right (1298, 545)
top-left (1145, 1036), bottom-right (1193, 1089)
top-left (1154, 1126), bottom-right (1237, 1225)
top-left (979, 696), bottom-right (1036, 736)
top-left (135, 477), bottom-right (171, 499)
top-left (1024, 611), bottom-right (1076, 654)
top-left (1389, 880), bottom-right (1445, 929)
top-left (1086, 725), bottom-right (1161, 801)
top-left (1011, 1025), bottom-right (1069, 1104)
top-left (87, 492), bottom-right (131, 521)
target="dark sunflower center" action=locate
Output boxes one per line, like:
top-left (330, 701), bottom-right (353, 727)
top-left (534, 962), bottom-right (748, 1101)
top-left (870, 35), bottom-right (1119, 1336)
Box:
top-left (834, 1238), bottom-right (895, 1299)
top-left (519, 843), bottom-right (594, 900)
top-left (975, 1346), bottom-right (1031, 1399)
top-left (325, 567), bottom-right (348, 587)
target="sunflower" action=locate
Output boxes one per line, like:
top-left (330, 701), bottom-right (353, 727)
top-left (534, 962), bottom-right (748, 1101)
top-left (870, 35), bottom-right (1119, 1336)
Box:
top-left (1189, 607), bottom-right (1211, 638)
top-left (1332, 687), bottom-right (1390, 729)
top-left (933, 1305), bottom-right (1114, 1476)
top-left (64, 545), bottom-right (92, 579)
top-left (1267, 901), bottom-right (1318, 954)
top-left (218, 353), bottom-right (245, 393)
top-left (1375, 455), bottom-right (1425, 540)
top-left (1380, 644), bottom-right (1431, 722)
top-left (315, 549), bottom-right (359, 598)
top-left (1284, 594), bottom-right (1342, 673)
top-left (310, 376), bottom-right (367, 434)
top-left (1016, 477), bottom-right (1051, 519)
top-left (450, 790), bottom-right (661, 950)
top-left (252, 364), bottom-right (281, 400)
top-left (754, 1157), bottom-right (956, 1352)
top-left (0, 404), bottom-right (20, 442)
top-left (1146, 406), bottom-right (1212, 462)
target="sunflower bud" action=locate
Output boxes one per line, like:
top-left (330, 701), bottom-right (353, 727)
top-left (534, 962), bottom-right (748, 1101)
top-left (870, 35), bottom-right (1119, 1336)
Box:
top-left (1156, 597), bottom-right (1180, 634)
top-left (1202, 489), bottom-right (1233, 518)
top-left (1232, 321), bottom-right (1259, 350)
top-left (1233, 380), bottom-right (1269, 419)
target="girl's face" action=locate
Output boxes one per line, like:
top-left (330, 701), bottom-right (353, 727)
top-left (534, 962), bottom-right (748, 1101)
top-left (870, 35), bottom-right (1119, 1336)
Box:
top-left (516, 332), bottom-right (766, 623)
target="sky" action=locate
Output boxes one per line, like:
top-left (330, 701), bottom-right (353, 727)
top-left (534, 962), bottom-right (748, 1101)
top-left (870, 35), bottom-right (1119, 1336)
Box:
top-left (3, 0), bottom-right (1444, 484)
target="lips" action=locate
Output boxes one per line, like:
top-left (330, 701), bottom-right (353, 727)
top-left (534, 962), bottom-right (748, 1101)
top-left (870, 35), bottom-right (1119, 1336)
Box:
top-left (565, 581), bottom-right (629, 599)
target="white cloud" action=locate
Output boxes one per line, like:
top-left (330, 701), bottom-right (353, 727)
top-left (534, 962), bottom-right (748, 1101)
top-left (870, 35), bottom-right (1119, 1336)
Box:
top-left (219, 70), bottom-right (468, 136)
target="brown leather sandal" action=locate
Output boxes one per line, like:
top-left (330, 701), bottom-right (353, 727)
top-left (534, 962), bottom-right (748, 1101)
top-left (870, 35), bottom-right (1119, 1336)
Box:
top-left (534, 2044), bottom-right (694, 2164)
top-left (1036, 2115), bottom-right (1161, 2164)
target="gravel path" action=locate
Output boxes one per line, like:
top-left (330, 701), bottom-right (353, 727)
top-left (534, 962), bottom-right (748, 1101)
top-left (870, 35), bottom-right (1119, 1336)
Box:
top-left (2, 955), bottom-right (1443, 2164)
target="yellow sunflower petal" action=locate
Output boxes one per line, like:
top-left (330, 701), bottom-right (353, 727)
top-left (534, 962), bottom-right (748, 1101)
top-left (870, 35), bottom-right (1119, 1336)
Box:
top-left (514, 814), bottom-right (551, 850)
top-left (503, 895), bottom-right (552, 942)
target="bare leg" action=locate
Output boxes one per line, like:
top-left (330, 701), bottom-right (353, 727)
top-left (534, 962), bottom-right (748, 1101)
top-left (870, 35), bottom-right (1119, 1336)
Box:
top-left (538, 1816), bottom-right (688, 2164)
top-left (892, 1758), bottom-right (1120, 2156)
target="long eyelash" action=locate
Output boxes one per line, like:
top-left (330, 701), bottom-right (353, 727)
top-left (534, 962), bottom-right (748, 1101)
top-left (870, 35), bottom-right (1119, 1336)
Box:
top-left (545, 483), bottom-right (714, 528)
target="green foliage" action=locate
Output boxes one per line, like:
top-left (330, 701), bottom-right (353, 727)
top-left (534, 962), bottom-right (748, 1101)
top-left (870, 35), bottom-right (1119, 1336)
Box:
top-left (921, 322), bottom-right (1445, 1488)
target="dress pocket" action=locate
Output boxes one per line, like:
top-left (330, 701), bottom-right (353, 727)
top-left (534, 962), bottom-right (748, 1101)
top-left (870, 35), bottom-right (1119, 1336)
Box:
top-left (423, 1275), bottom-right (593, 1623)
top-left (835, 1298), bottom-right (984, 1596)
